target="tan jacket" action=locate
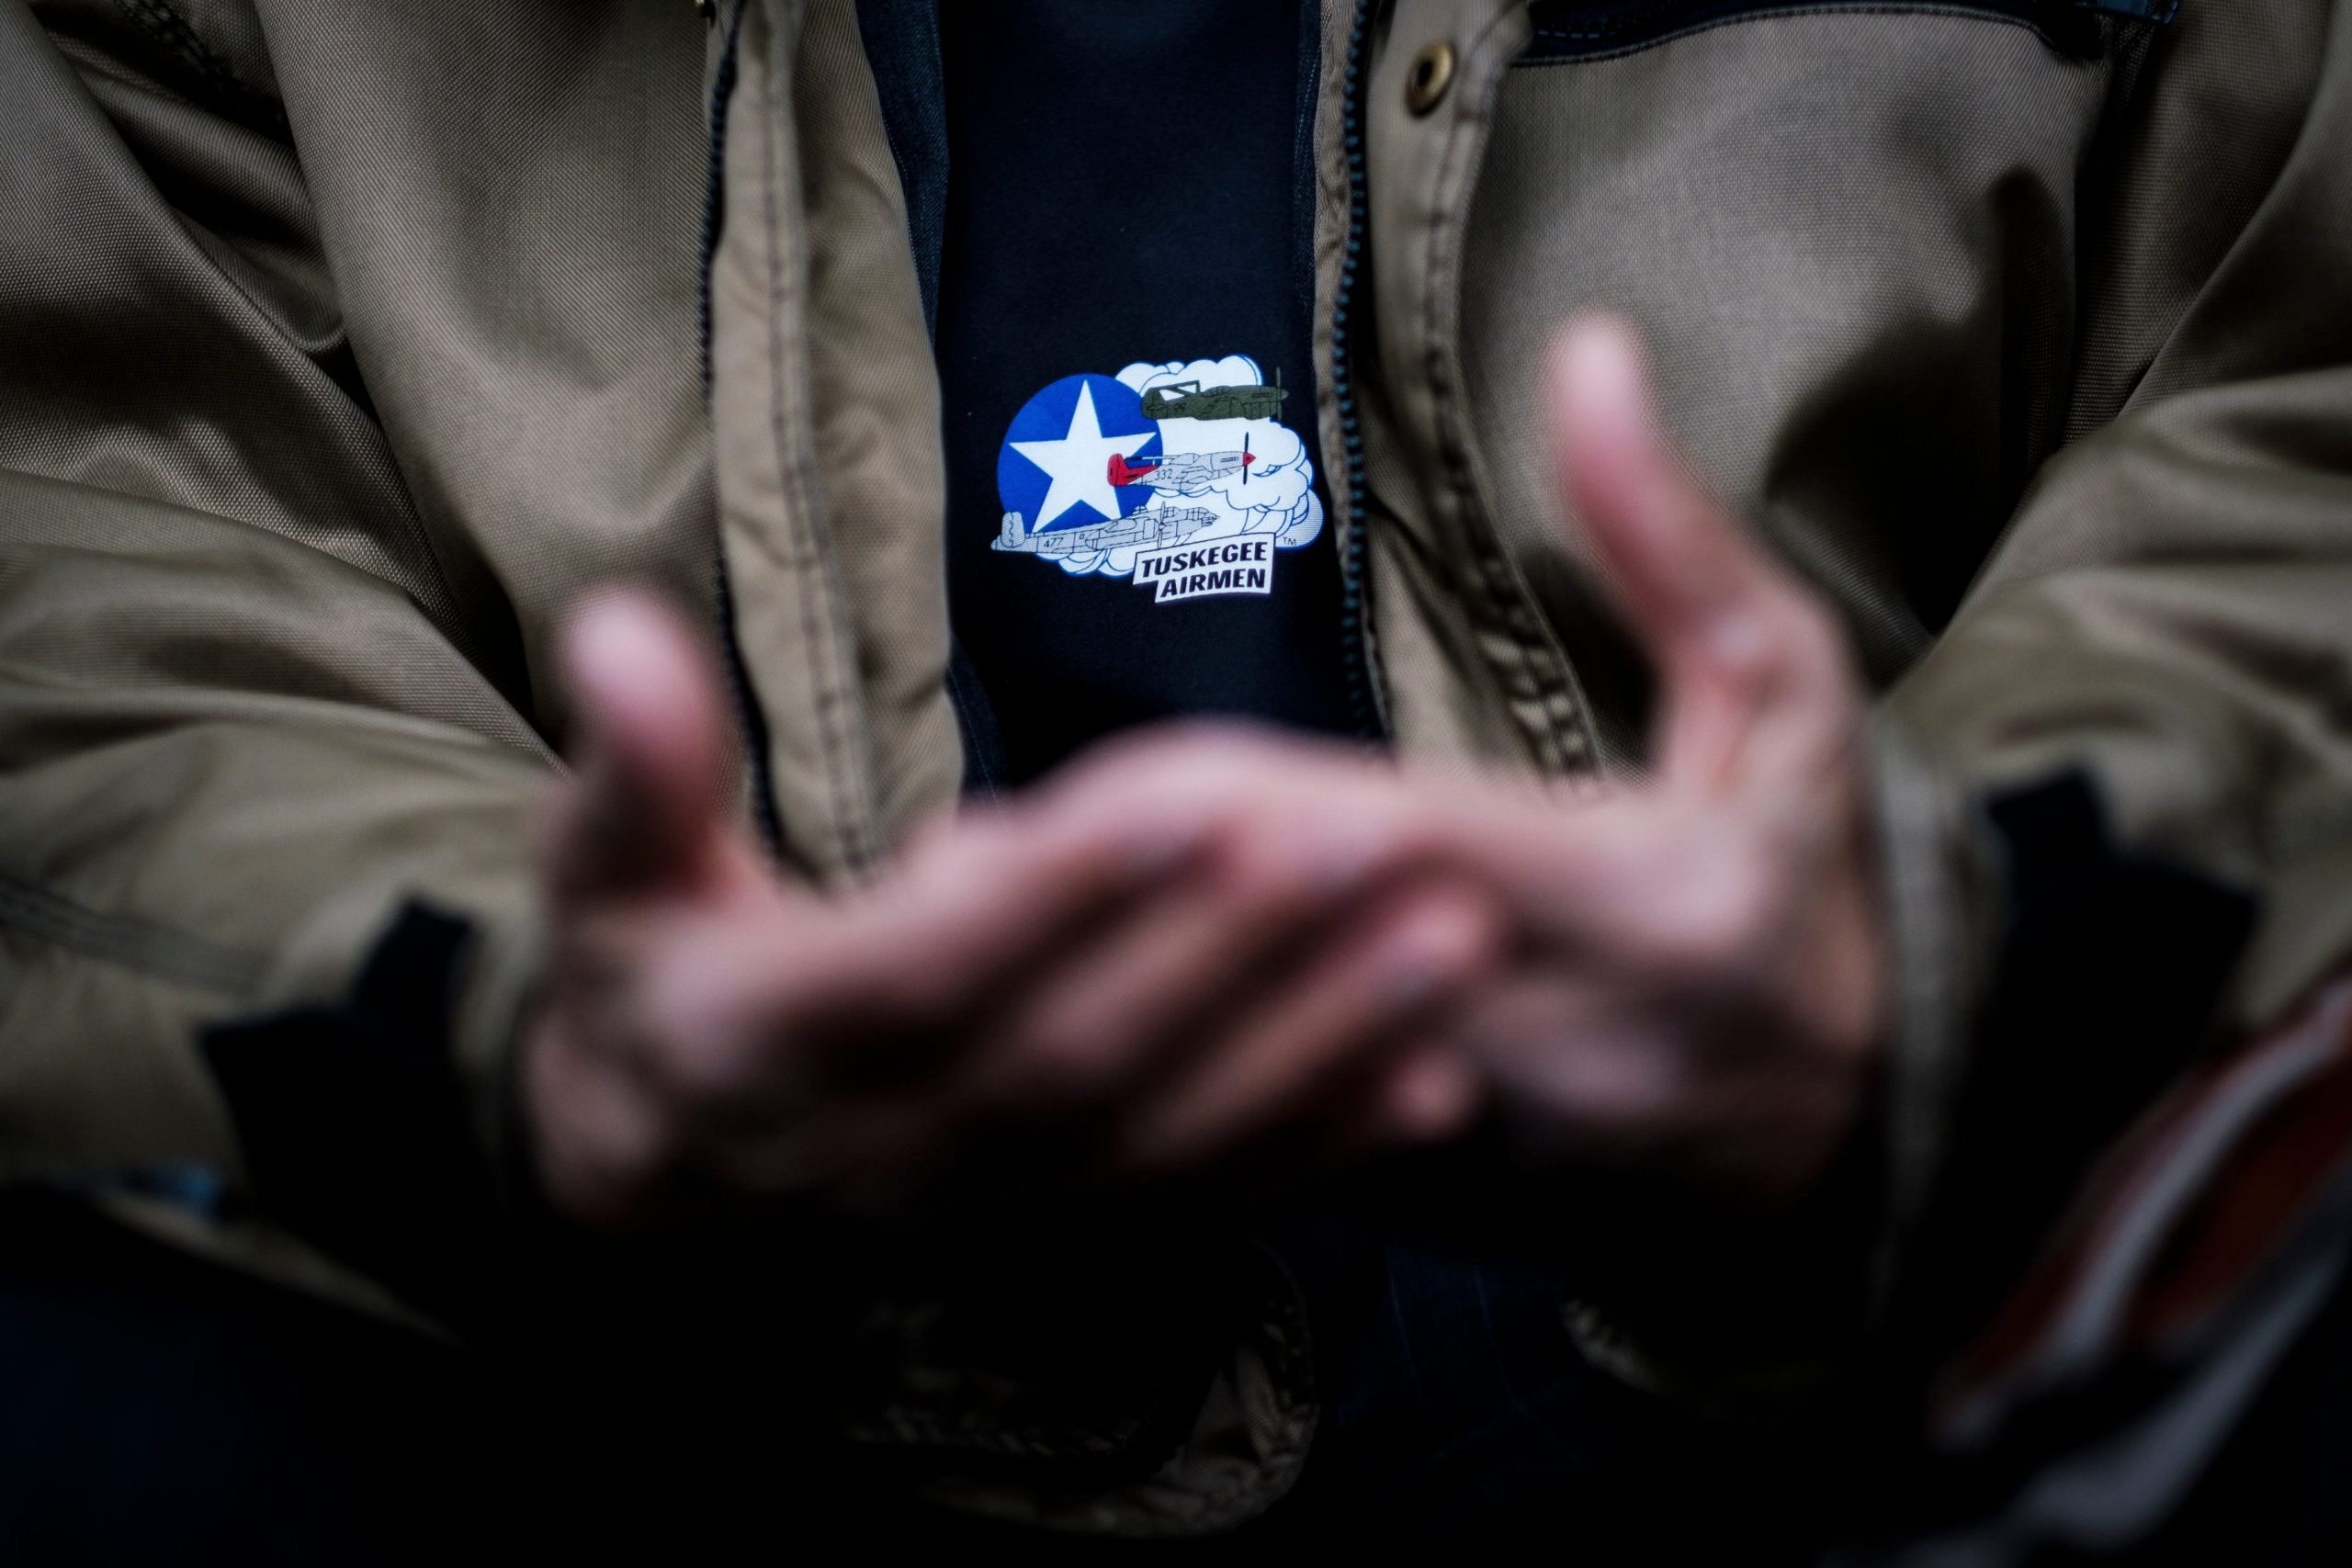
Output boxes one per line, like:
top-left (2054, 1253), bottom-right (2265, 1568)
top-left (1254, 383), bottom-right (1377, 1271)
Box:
top-left (6, 0), bottom-right (2352, 1535)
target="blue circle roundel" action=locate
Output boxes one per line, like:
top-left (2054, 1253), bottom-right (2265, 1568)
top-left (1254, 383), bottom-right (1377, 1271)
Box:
top-left (997, 373), bottom-right (1162, 536)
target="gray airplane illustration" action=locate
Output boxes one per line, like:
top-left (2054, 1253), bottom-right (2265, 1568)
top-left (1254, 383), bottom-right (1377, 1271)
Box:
top-left (994, 505), bottom-right (1220, 558)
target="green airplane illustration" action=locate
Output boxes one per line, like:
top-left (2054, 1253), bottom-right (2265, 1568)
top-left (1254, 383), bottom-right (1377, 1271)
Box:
top-left (1141, 377), bottom-right (1288, 423)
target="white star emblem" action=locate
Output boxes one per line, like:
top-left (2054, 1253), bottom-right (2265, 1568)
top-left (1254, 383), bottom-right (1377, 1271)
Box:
top-left (1011, 381), bottom-right (1157, 532)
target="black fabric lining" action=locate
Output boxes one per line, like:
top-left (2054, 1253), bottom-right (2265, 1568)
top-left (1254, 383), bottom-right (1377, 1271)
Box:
top-left (1516, 0), bottom-right (2148, 63)
top-left (943, 639), bottom-right (1009, 799)
top-left (200, 902), bottom-right (503, 1324)
top-left (1892, 771), bottom-right (2257, 1368)
top-left (856, 4), bottom-right (1010, 801)
top-left (102, 0), bottom-right (286, 135)
top-left (1288, 0), bottom-right (1323, 389)
top-left (0, 873), bottom-right (264, 996)
top-left (856, 0), bottom-right (950, 338)
top-left (755, 34), bottom-right (880, 874)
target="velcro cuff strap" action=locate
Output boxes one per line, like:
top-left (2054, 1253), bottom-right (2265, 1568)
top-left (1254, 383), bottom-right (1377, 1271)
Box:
top-left (202, 902), bottom-right (502, 1325)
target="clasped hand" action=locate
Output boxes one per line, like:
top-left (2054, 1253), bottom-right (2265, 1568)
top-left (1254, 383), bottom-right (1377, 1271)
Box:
top-left (525, 319), bottom-right (1886, 1228)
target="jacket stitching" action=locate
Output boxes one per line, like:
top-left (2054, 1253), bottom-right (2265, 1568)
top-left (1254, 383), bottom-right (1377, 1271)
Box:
top-left (757, 30), bottom-right (854, 864)
top-left (1420, 31), bottom-right (1529, 759)
top-left (1420, 13), bottom-right (1600, 774)
top-left (703, 4), bottom-right (788, 858)
top-left (785, 175), bottom-right (886, 866)
top-left (1464, 13), bottom-right (1596, 773)
top-left (758, 6), bottom-right (881, 873)
top-left (0, 874), bottom-right (264, 997)
top-left (797, 17), bottom-right (888, 872)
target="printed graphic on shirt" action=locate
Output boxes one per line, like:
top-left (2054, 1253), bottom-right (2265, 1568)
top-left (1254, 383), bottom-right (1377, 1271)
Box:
top-left (993, 356), bottom-right (1323, 604)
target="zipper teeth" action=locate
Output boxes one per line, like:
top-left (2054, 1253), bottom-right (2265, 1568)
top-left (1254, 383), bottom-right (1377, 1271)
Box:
top-left (1333, 0), bottom-right (1385, 742)
top-left (701, 3), bottom-right (787, 862)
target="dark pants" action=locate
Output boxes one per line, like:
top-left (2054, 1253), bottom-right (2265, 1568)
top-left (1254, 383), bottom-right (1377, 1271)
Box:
top-left (0, 1196), bottom-right (925, 1566)
top-left (21, 1192), bottom-right (2352, 1563)
top-left (0, 1194), bottom-right (1843, 1563)
top-left (1260, 1212), bottom-right (1829, 1556)
top-left (0, 1196), bottom-right (511, 1567)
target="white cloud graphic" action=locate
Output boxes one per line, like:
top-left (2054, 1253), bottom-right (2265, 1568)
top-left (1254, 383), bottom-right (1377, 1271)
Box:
top-left (1027, 355), bottom-right (1325, 579)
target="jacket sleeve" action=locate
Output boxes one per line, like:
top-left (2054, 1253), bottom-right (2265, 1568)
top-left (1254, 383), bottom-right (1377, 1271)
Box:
top-left (1866, 0), bottom-right (2352, 1359)
top-left (0, 2), bottom-right (583, 1317)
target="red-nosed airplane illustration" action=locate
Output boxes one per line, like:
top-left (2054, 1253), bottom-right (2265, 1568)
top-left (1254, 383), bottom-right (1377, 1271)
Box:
top-left (1107, 447), bottom-right (1253, 491)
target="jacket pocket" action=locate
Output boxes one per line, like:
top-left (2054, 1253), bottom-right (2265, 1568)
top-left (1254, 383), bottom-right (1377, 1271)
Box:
top-left (1516, 0), bottom-right (2170, 64)
top-left (1458, 0), bottom-right (2123, 728)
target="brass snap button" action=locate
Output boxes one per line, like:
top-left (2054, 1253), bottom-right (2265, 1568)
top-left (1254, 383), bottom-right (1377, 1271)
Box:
top-left (1406, 40), bottom-right (1456, 116)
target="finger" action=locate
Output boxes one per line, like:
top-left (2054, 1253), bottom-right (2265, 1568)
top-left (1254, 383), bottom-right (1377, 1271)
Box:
top-left (1045, 741), bottom-right (1657, 960)
top-left (1374, 1046), bottom-right (1487, 1145)
top-left (626, 809), bottom-right (1205, 1109)
top-left (1121, 881), bottom-right (1504, 1171)
top-left (839, 807), bottom-right (1209, 1028)
top-left (548, 590), bottom-right (734, 902)
top-left (704, 1089), bottom-right (943, 1213)
top-left (1446, 974), bottom-right (1692, 1167)
top-left (1546, 316), bottom-right (1843, 794)
top-left (1080, 738), bottom-right (1736, 972)
top-left (952, 837), bottom-right (1373, 1115)
top-left (980, 728), bottom-right (1699, 993)
top-left (1209, 778), bottom-right (1781, 997)
top-left (1226, 774), bottom-right (1659, 956)
top-left (522, 1011), bottom-right (680, 1227)
top-left (1305, 1043), bottom-right (1488, 1173)
top-left (1020, 725), bottom-right (1357, 860)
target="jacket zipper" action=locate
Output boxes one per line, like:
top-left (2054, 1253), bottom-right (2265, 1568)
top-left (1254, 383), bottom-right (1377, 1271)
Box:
top-left (719, 1), bottom-right (1388, 824)
top-left (1333, 0), bottom-right (1386, 742)
top-left (700, 2), bottom-right (788, 862)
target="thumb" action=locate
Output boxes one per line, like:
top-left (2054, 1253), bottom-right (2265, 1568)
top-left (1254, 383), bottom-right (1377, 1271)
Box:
top-left (1547, 314), bottom-right (1836, 794)
top-left (547, 589), bottom-right (734, 903)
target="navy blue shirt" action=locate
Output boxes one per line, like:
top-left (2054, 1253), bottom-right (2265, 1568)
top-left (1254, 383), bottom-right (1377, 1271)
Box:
top-left (917, 5), bottom-right (1625, 1533)
top-left (934, 0), bottom-right (1353, 786)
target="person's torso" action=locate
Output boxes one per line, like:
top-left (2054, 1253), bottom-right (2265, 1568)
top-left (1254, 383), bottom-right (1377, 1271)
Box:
top-left (12, 0), bottom-right (2330, 1539)
top-left (695, 0), bottom-right (2283, 882)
